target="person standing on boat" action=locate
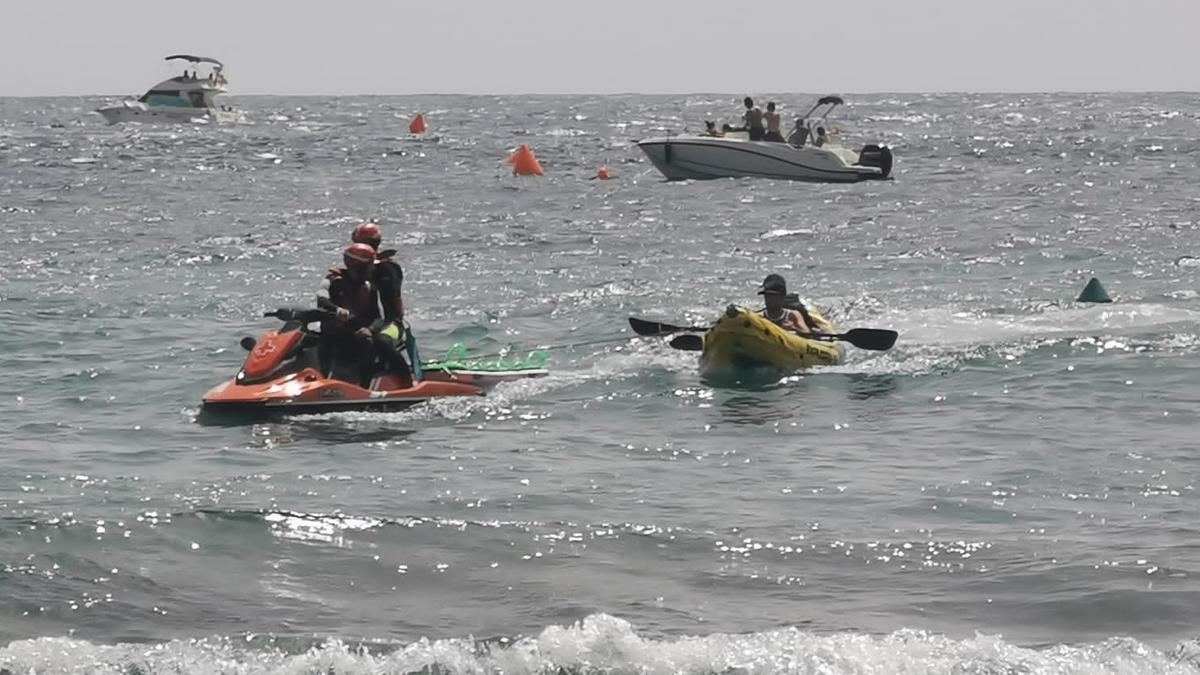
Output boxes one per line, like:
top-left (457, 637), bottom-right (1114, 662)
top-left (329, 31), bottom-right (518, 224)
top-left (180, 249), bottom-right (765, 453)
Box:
top-left (763, 102), bottom-right (786, 142)
top-left (814, 126), bottom-right (829, 147)
top-left (351, 222), bottom-right (414, 385)
top-left (740, 97), bottom-right (765, 141)
top-left (758, 274), bottom-right (821, 334)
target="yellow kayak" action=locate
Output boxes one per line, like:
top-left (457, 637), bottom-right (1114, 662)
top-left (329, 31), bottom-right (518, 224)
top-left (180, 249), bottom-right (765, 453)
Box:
top-left (700, 305), bottom-right (844, 378)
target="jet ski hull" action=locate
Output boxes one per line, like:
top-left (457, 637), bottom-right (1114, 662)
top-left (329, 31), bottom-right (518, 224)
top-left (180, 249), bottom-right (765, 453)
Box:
top-left (199, 369), bottom-right (485, 422)
top-left (420, 367), bottom-right (549, 389)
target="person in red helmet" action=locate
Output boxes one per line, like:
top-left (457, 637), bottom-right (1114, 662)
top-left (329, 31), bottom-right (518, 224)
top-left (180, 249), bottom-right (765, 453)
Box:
top-left (351, 222), bottom-right (412, 384)
top-left (316, 243), bottom-right (381, 388)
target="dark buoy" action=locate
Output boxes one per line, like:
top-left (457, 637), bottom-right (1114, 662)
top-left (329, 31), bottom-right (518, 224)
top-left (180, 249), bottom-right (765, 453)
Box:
top-left (1077, 277), bottom-right (1112, 303)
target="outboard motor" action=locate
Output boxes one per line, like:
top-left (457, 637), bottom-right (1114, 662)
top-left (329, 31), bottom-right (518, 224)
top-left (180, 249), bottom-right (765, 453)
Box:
top-left (856, 144), bottom-right (893, 179)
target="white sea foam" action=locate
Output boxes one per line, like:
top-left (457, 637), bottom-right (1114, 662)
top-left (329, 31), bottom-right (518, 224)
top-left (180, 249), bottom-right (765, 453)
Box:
top-left (1, 614), bottom-right (1196, 674)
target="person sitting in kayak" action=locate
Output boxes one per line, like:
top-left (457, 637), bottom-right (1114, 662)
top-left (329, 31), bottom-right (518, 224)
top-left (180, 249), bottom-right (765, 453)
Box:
top-left (351, 222), bottom-right (413, 384)
top-left (758, 274), bottom-right (822, 334)
top-left (316, 243), bottom-right (380, 388)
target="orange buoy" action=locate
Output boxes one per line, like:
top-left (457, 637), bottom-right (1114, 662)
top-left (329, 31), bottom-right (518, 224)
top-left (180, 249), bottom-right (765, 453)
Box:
top-left (596, 165), bottom-right (611, 180)
top-left (508, 144), bottom-right (544, 176)
top-left (409, 113), bottom-right (426, 134)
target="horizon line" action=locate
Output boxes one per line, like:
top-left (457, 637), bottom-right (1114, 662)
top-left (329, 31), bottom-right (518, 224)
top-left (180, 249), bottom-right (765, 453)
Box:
top-left (4, 89), bottom-right (1200, 99)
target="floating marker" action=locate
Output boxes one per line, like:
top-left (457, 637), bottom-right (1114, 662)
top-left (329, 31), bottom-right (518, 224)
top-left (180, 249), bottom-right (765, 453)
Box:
top-left (596, 165), bottom-right (611, 180)
top-left (409, 113), bottom-right (426, 135)
top-left (508, 144), bottom-right (544, 176)
top-left (1077, 277), bottom-right (1112, 303)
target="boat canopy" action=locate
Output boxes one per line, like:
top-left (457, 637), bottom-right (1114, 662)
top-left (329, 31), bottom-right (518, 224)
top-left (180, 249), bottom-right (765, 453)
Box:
top-left (802, 94), bottom-right (846, 120)
top-left (165, 54), bottom-right (224, 69)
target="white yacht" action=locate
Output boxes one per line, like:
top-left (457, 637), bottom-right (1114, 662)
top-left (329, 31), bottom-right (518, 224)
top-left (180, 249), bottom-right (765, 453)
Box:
top-left (637, 96), bottom-right (892, 183)
top-left (96, 55), bottom-right (246, 125)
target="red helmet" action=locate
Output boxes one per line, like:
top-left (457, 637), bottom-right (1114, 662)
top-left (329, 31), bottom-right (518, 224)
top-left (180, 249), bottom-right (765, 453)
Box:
top-left (343, 242), bottom-right (376, 271)
top-left (352, 222), bottom-right (382, 249)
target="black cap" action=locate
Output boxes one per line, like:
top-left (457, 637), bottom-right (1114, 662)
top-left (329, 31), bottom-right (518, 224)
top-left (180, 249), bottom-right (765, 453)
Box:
top-left (757, 274), bottom-right (787, 296)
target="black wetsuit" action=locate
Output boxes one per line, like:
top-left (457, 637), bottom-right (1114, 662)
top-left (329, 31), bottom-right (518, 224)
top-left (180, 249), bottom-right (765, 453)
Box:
top-left (316, 268), bottom-right (380, 387)
top-left (374, 252), bottom-right (404, 323)
top-left (368, 251), bottom-right (412, 381)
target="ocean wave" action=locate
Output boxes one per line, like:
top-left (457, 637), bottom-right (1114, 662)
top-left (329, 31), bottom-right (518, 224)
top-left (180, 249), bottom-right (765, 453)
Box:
top-left (2, 614), bottom-right (1198, 674)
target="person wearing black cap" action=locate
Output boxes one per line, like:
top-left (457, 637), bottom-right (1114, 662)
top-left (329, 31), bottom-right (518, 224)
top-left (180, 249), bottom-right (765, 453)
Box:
top-left (758, 274), bottom-right (821, 334)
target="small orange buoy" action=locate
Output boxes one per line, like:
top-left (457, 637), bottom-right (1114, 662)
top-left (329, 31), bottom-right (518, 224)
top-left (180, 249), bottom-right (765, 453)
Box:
top-left (508, 144), bottom-right (544, 176)
top-left (596, 165), bottom-right (611, 180)
top-left (409, 113), bottom-right (426, 135)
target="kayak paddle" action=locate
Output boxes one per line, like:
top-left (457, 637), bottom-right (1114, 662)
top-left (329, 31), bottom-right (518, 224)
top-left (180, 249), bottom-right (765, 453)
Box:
top-left (628, 317), bottom-right (709, 336)
top-left (632, 316), bottom-right (898, 351)
top-left (803, 328), bottom-right (898, 351)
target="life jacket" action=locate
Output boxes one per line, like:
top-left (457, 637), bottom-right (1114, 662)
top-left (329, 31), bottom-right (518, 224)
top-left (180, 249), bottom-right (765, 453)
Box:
top-left (326, 267), bottom-right (379, 325)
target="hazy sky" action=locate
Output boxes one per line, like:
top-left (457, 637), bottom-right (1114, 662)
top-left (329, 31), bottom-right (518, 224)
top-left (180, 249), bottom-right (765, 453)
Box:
top-left (5, 0), bottom-right (1198, 96)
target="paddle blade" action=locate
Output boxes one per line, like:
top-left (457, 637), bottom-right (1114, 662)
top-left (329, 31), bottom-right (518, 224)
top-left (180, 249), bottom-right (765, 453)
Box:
top-left (628, 317), bottom-right (708, 336)
top-left (629, 317), bottom-right (672, 336)
top-left (668, 334), bottom-right (704, 351)
top-left (840, 328), bottom-right (898, 351)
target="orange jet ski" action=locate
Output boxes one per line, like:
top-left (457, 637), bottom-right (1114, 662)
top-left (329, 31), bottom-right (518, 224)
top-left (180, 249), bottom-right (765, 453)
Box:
top-left (200, 308), bottom-right (546, 422)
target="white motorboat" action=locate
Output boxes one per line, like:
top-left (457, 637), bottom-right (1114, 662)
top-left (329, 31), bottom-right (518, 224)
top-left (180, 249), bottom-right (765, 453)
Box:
top-left (96, 55), bottom-right (247, 125)
top-left (637, 96), bottom-right (892, 183)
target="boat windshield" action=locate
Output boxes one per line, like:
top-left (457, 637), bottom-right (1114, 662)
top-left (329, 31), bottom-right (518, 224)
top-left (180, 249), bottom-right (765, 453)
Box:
top-left (138, 90), bottom-right (197, 108)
